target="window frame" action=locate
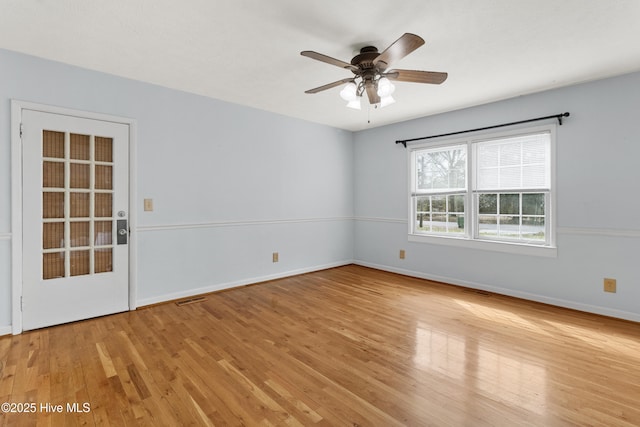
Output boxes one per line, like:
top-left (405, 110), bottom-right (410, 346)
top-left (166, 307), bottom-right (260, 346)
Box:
top-left (407, 124), bottom-right (557, 257)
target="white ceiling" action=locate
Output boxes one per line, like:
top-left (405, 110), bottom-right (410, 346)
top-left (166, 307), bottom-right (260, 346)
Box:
top-left (2, 1), bottom-right (640, 131)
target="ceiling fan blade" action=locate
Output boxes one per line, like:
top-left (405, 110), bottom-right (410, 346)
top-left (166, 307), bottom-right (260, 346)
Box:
top-left (386, 69), bottom-right (448, 84)
top-left (373, 33), bottom-right (425, 69)
top-left (304, 78), bottom-right (354, 94)
top-left (365, 82), bottom-right (380, 104)
top-left (301, 51), bottom-right (358, 71)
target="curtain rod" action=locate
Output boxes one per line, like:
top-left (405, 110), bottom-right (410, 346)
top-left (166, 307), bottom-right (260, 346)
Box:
top-left (395, 112), bottom-right (570, 147)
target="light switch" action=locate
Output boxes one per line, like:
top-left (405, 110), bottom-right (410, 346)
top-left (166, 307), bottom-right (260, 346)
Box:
top-left (144, 198), bottom-right (153, 212)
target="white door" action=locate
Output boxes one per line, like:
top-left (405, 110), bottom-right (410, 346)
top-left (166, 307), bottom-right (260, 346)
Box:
top-left (21, 109), bottom-right (130, 330)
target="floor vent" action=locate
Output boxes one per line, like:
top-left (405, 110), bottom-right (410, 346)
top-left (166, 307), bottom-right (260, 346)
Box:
top-left (175, 296), bottom-right (207, 306)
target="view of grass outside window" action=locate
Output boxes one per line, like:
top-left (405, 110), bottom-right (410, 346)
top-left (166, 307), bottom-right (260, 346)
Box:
top-left (410, 127), bottom-right (553, 247)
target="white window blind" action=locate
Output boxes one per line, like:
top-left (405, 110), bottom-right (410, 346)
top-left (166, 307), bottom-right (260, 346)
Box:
top-left (475, 132), bottom-right (550, 191)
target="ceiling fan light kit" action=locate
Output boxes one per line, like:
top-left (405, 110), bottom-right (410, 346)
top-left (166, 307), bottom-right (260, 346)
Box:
top-left (301, 33), bottom-right (447, 109)
top-left (339, 82), bottom-right (362, 109)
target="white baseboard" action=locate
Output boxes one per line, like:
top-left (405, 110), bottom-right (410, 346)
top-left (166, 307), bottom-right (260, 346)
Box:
top-left (354, 260), bottom-right (640, 323)
top-left (0, 325), bottom-right (12, 337)
top-left (137, 260), bottom-right (354, 307)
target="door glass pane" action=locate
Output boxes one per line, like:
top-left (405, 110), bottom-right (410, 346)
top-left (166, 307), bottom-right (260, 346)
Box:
top-left (70, 134), bottom-right (90, 160)
top-left (43, 223), bottom-right (64, 249)
top-left (43, 131), bottom-right (64, 158)
top-left (43, 192), bottom-right (65, 218)
top-left (95, 137), bottom-right (113, 162)
top-left (43, 252), bottom-right (65, 280)
top-left (70, 193), bottom-right (90, 218)
top-left (70, 163), bottom-right (90, 189)
top-left (43, 162), bottom-right (64, 188)
top-left (95, 249), bottom-right (113, 273)
top-left (70, 222), bottom-right (90, 247)
top-left (41, 129), bottom-right (120, 280)
top-left (95, 221), bottom-right (112, 245)
top-left (70, 250), bottom-right (90, 276)
top-left (95, 165), bottom-right (113, 190)
top-left (95, 193), bottom-right (112, 217)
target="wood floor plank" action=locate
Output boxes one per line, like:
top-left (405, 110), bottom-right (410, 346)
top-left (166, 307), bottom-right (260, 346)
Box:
top-left (1, 265), bottom-right (640, 426)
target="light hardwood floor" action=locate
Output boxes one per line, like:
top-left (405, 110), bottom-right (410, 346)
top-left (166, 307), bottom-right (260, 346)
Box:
top-left (1, 265), bottom-right (639, 426)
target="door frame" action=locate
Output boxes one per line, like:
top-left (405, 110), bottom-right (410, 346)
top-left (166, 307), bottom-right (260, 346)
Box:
top-left (10, 100), bottom-right (138, 334)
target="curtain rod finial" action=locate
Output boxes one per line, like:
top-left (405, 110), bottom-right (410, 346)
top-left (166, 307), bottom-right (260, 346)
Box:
top-left (558, 112), bottom-right (570, 125)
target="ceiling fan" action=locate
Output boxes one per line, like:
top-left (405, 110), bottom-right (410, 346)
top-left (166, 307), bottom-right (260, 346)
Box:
top-left (301, 33), bottom-right (447, 108)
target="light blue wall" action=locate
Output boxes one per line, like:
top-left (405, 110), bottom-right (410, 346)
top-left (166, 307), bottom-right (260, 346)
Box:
top-left (354, 71), bottom-right (640, 321)
top-left (2, 47), bottom-right (638, 332)
top-left (0, 49), bottom-right (355, 330)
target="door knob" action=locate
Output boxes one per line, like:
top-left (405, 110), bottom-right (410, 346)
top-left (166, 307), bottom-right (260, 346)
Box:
top-left (116, 219), bottom-right (128, 245)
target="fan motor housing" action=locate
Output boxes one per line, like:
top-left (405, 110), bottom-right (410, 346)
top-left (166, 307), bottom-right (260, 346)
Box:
top-left (351, 46), bottom-right (380, 70)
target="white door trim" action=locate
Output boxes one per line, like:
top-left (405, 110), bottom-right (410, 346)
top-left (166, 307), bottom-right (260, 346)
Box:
top-left (10, 100), bottom-right (138, 335)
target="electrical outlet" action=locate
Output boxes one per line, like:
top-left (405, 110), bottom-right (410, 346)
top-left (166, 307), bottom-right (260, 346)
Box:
top-left (143, 198), bottom-right (153, 212)
top-left (399, 249), bottom-right (406, 259)
top-left (604, 278), bottom-right (616, 293)
top-left (272, 252), bottom-right (279, 263)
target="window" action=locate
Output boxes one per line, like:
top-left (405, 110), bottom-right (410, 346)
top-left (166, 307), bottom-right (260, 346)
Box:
top-left (413, 144), bottom-right (467, 235)
top-left (409, 126), bottom-right (555, 254)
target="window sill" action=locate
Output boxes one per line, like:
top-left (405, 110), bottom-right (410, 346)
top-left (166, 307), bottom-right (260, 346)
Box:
top-left (408, 233), bottom-right (557, 258)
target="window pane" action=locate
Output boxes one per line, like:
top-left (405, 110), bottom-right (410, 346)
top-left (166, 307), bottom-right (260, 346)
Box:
top-left (70, 250), bottom-right (90, 276)
top-left (416, 145), bottom-right (466, 191)
top-left (414, 195), bottom-right (465, 235)
top-left (95, 165), bottom-right (113, 190)
top-left (70, 222), bottom-right (90, 247)
top-left (523, 217), bottom-right (545, 240)
top-left (70, 193), bottom-right (90, 218)
top-left (95, 193), bottom-right (112, 217)
top-left (499, 194), bottom-right (519, 215)
top-left (478, 168), bottom-right (498, 189)
top-left (432, 196), bottom-right (446, 212)
top-left (523, 139), bottom-right (546, 164)
top-left (95, 221), bottom-right (112, 246)
top-left (500, 143), bottom-right (520, 166)
top-left (43, 223), bottom-right (64, 249)
top-left (498, 216), bottom-right (520, 239)
top-left (43, 131), bottom-right (65, 158)
top-left (522, 193), bottom-right (545, 215)
top-left (43, 192), bottom-right (65, 219)
top-left (523, 165), bottom-right (547, 188)
top-left (70, 134), bottom-right (90, 160)
top-left (478, 194), bottom-right (497, 214)
top-left (70, 163), bottom-right (90, 189)
top-left (449, 195), bottom-right (465, 213)
top-left (478, 216), bottom-right (498, 236)
top-left (43, 162), bottom-right (64, 188)
top-left (95, 137), bottom-right (113, 162)
top-left (95, 248), bottom-right (113, 274)
top-left (499, 166), bottom-right (521, 189)
top-left (43, 252), bottom-right (65, 280)
top-left (416, 197), bottom-right (430, 212)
